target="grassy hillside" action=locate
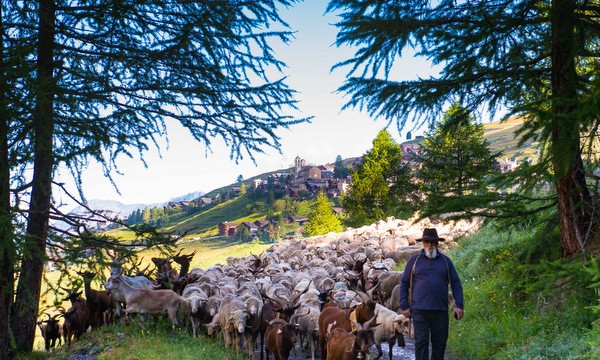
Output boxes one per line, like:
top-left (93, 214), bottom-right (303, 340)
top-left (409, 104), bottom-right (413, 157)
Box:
top-left (164, 193), bottom-right (270, 237)
top-left (107, 116), bottom-right (536, 241)
top-left (483, 116), bottom-right (541, 160)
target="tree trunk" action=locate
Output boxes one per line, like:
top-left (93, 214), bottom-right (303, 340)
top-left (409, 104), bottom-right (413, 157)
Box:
top-left (0, 5), bottom-right (16, 359)
top-left (0, 23), bottom-right (16, 360)
top-left (551, 0), bottom-right (594, 257)
top-left (10, 0), bottom-right (56, 352)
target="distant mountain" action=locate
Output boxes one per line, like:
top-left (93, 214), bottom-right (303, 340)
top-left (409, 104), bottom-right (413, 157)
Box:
top-left (68, 199), bottom-right (160, 217)
top-left (68, 191), bottom-right (205, 217)
top-left (167, 191), bottom-right (205, 203)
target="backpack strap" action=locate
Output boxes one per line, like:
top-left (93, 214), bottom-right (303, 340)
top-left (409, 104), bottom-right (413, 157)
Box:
top-left (408, 255), bottom-right (419, 307)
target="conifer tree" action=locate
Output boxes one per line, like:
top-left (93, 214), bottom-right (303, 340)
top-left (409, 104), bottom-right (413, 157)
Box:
top-left (334, 155), bottom-right (350, 179)
top-left (417, 104), bottom-right (500, 216)
top-left (342, 129), bottom-right (414, 227)
top-left (3, 0), bottom-right (306, 352)
top-left (305, 191), bottom-right (343, 236)
top-left (328, 0), bottom-right (600, 256)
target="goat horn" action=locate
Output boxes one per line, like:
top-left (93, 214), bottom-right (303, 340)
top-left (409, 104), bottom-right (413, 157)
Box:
top-left (270, 289), bottom-right (287, 308)
top-left (364, 314), bottom-right (379, 329)
top-left (269, 318), bottom-right (288, 326)
top-left (290, 281), bottom-right (311, 304)
top-left (356, 290), bottom-right (371, 302)
top-left (348, 293), bottom-right (358, 306)
top-left (350, 319), bottom-right (363, 331)
top-left (326, 323), bottom-right (334, 335)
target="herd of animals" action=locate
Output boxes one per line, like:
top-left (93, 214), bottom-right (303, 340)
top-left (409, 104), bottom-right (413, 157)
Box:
top-left (38, 218), bottom-right (473, 359)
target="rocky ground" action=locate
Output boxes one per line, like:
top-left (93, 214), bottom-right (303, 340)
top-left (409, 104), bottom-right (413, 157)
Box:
top-left (251, 337), bottom-right (417, 360)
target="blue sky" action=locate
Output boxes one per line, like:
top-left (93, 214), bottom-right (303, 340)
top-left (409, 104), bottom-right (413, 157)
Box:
top-left (54, 0), bottom-right (436, 210)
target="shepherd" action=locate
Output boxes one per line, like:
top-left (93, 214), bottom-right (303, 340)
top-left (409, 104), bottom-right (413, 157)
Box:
top-left (399, 228), bottom-right (464, 360)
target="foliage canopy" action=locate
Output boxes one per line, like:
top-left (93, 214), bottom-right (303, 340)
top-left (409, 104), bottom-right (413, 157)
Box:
top-left (327, 0), bottom-right (600, 257)
top-left (342, 129), bottom-right (414, 227)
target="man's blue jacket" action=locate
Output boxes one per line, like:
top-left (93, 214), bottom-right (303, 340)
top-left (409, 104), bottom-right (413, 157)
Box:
top-left (399, 250), bottom-right (464, 311)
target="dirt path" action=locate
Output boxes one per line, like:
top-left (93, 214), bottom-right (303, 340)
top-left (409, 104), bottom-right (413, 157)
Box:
top-left (253, 337), bottom-right (417, 360)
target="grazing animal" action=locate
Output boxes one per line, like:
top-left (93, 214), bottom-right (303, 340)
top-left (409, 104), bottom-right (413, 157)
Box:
top-left (181, 283), bottom-right (208, 337)
top-left (260, 285), bottom-right (307, 360)
top-left (107, 274), bottom-right (157, 325)
top-left (61, 292), bottom-right (90, 347)
top-left (289, 305), bottom-right (320, 360)
top-left (218, 294), bottom-right (249, 354)
top-left (104, 275), bottom-right (182, 329)
top-left (37, 313), bottom-right (62, 350)
top-left (325, 316), bottom-right (379, 360)
top-left (265, 318), bottom-right (298, 360)
top-left (372, 303), bottom-right (408, 360)
top-left (318, 296), bottom-right (376, 359)
top-left (78, 271), bottom-right (112, 328)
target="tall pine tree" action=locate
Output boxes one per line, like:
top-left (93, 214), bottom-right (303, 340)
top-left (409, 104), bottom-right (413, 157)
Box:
top-left (305, 190), bottom-right (343, 236)
top-left (417, 104), bottom-right (500, 216)
top-left (3, 0), bottom-right (306, 353)
top-left (342, 129), bottom-right (414, 227)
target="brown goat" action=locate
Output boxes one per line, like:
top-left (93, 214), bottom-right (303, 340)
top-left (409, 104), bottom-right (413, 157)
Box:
top-left (37, 313), bottom-right (62, 350)
top-left (325, 316), bottom-right (379, 360)
top-left (61, 292), bottom-right (90, 347)
top-left (260, 285), bottom-right (308, 360)
top-left (78, 271), bottom-right (113, 328)
top-left (318, 296), bottom-right (376, 359)
top-left (151, 256), bottom-right (178, 289)
top-left (265, 318), bottom-right (298, 360)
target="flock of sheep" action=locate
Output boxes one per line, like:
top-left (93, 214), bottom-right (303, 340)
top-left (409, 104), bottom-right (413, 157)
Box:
top-left (37, 216), bottom-right (480, 359)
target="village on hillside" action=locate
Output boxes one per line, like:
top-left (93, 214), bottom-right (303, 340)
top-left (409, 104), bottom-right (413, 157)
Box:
top-left (79, 131), bottom-right (526, 235)
top-left (161, 136), bottom-right (523, 238)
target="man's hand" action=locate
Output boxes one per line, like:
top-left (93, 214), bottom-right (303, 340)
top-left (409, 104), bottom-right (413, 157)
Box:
top-left (453, 307), bottom-right (464, 320)
top-left (402, 309), bottom-right (411, 318)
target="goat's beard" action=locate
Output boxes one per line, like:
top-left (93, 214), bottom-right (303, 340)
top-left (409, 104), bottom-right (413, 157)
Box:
top-left (424, 247), bottom-right (437, 259)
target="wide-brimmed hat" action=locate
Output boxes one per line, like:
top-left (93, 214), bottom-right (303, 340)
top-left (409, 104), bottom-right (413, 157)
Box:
top-left (417, 228), bottom-right (445, 242)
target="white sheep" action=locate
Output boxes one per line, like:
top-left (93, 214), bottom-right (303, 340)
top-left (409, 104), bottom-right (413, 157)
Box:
top-left (181, 283), bottom-right (209, 337)
top-left (218, 294), bottom-right (249, 354)
top-left (372, 303), bottom-right (409, 360)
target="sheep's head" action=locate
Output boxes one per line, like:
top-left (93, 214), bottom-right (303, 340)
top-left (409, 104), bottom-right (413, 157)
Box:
top-left (104, 276), bottom-right (119, 291)
top-left (206, 298), bottom-right (221, 317)
top-left (186, 297), bottom-right (201, 315)
top-left (228, 309), bottom-right (247, 334)
top-left (245, 298), bottom-right (262, 316)
top-left (206, 315), bottom-right (220, 336)
top-left (393, 315), bottom-right (407, 333)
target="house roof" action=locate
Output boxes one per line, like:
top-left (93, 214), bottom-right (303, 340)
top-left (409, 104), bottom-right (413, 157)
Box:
top-left (254, 219), bottom-right (271, 228)
top-left (242, 221), bottom-right (258, 229)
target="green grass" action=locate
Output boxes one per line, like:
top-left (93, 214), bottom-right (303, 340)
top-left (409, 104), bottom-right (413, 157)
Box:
top-left (165, 194), bottom-right (270, 236)
top-left (22, 320), bottom-right (248, 360)
top-left (483, 116), bottom-right (541, 160)
top-left (446, 223), bottom-right (599, 359)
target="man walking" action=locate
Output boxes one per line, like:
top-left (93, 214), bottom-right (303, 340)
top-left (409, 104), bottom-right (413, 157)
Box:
top-left (399, 228), bottom-right (464, 360)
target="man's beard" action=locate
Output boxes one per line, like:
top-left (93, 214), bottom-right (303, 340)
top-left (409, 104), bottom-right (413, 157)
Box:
top-left (424, 247), bottom-right (437, 259)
